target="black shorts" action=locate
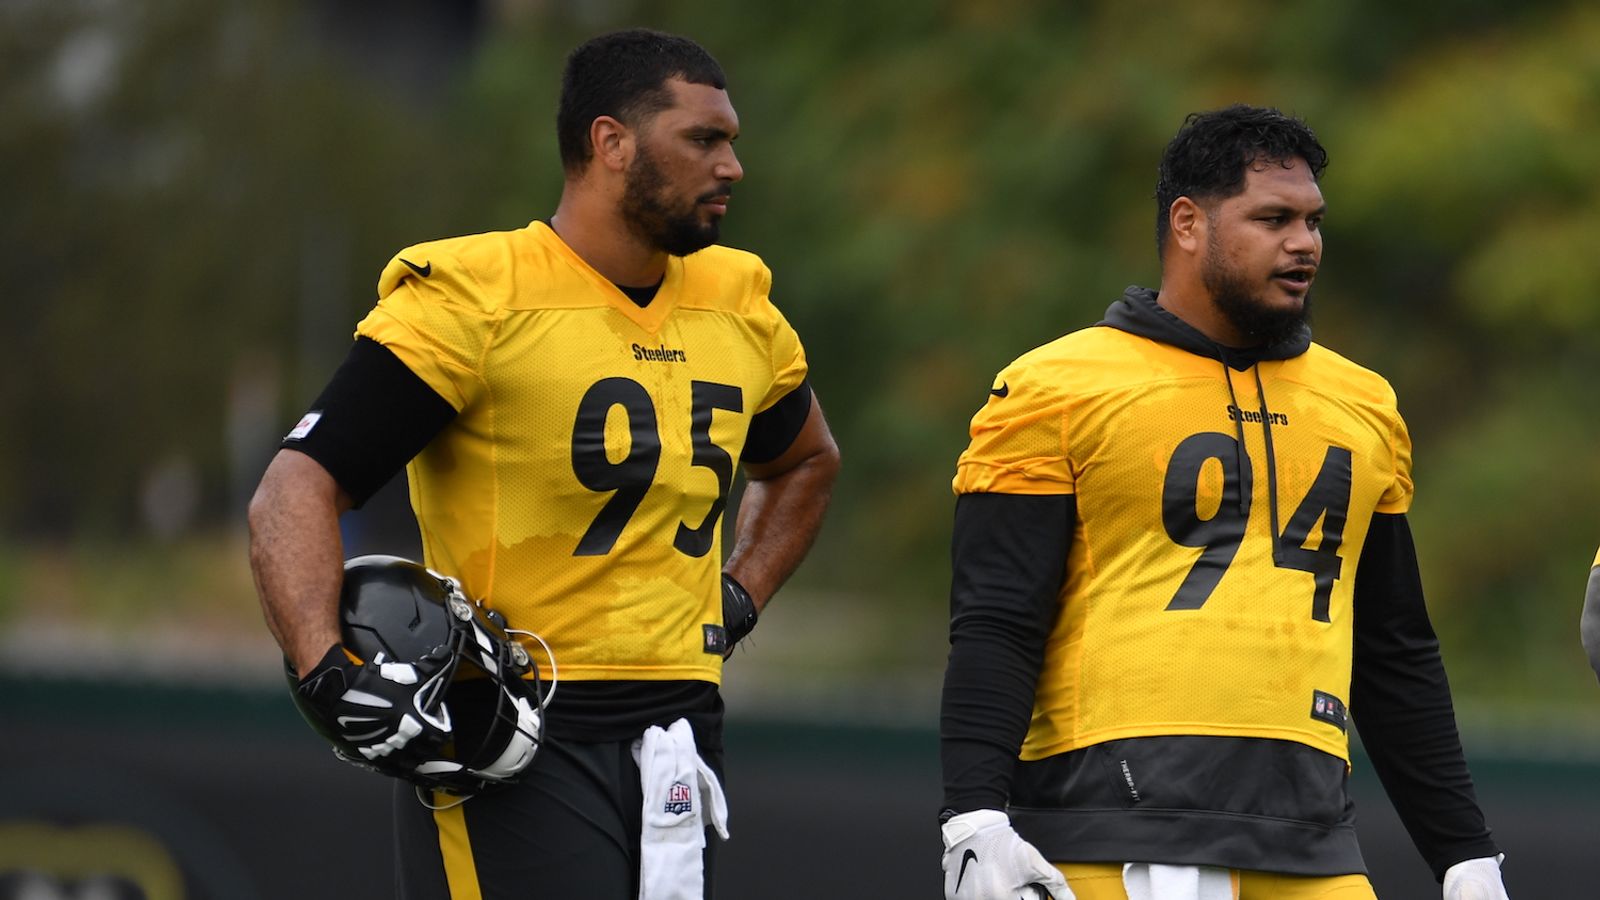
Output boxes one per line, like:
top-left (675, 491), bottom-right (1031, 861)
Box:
top-left (393, 734), bottom-right (725, 899)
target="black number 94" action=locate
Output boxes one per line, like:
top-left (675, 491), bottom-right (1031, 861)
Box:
top-left (1161, 433), bottom-right (1352, 622)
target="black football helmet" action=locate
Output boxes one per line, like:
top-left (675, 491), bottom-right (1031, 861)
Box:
top-left (287, 554), bottom-right (549, 796)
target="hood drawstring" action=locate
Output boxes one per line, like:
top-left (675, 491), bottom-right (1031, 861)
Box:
top-left (1217, 354), bottom-right (1283, 543)
top-left (1252, 364), bottom-right (1283, 564)
top-left (1098, 288), bottom-right (1300, 544)
top-left (1217, 355), bottom-right (1250, 516)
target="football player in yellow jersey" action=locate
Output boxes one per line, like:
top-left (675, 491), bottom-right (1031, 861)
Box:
top-left (938, 106), bottom-right (1509, 900)
top-left (248, 29), bottom-right (839, 899)
top-left (1582, 548), bottom-right (1600, 681)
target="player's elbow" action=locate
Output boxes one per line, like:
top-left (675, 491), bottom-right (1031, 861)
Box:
top-left (814, 432), bottom-right (842, 483)
top-left (246, 462), bottom-right (283, 541)
top-left (1581, 568), bottom-right (1600, 680)
top-left (247, 450), bottom-right (345, 539)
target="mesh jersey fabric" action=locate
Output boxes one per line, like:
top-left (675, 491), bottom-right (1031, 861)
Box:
top-left (356, 221), bottom-right (807, 685)
top-left (953, 323), bottom-right (1412, 763)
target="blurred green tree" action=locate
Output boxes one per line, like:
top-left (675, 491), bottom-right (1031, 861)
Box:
top-left (2, 0), bottom-right (1595, 701)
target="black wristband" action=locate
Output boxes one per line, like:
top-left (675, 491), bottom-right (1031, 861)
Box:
top-left (721, 574), bottom-right (759, 653)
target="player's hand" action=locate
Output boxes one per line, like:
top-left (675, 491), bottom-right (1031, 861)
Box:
top-left (721, 573), bottom-right (758, 658)
top-left (941, 809), bottom-right (1074, 900)
top-left (295, 643), bottom-right (452, 763)
top-left (1442, 855), bottom-right (1510, 900)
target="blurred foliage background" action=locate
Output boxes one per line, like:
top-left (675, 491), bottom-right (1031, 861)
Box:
top-left (2, 0), bottom-right (1598, 724)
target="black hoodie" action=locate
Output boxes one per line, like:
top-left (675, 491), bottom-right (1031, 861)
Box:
top-left (940, 286), bottom-right (1499, 880)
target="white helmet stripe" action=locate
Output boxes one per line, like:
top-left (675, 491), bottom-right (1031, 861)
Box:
top-left (341, 689), bottom-right (394, 709)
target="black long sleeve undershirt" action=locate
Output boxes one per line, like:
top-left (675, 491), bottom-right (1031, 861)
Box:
top-left (1350, 512), bottom-right (1499, 880)
top-left (940, 499), bottom-right (1499, 879)
top-left (283, 337), bottom-right (458, 507)
top-left (940, 492), bottom-right (1075, 815)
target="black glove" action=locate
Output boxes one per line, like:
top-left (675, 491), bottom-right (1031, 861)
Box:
top-left (295, 643), bottom-right (453, 765)
top-left (721, 573), bottom-right (759, 658)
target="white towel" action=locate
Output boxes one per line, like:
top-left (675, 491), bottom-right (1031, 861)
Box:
top-left (632, 718), bottom-right (730, 900)
top-left (1123, 863), bottom-right (1235, 900)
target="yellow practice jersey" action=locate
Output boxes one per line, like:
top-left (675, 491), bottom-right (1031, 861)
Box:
top-left (355, 221), bottom-right (807, 684)
top-left (954, 324), bottom-right (1412, 763)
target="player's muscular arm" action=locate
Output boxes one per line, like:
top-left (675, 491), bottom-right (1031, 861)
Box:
top-left (248, 449), bottom-right (353, 677)
top-left (723, 395), bottom-right (840, 611)
top-left (1582, 566), bottom-right (1600, 682)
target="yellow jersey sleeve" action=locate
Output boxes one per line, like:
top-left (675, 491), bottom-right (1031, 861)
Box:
top-left (356, 243), bottom-right (503, 412)
top-left (759, 297), bottom-right (808, 412)
top-left (1374, 384), bottom-right (1414, 514)
top-left (952, 357), bottom-right (1075, 495)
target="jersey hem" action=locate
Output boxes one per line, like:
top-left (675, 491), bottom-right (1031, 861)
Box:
top-left (550, 664), bottom-right (722, 684)
top-left (1022, 724), bottom-right (1348, 764)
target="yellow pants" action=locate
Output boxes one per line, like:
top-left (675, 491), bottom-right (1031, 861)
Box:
top-left (1057, 863), bottom-right (1378, 900)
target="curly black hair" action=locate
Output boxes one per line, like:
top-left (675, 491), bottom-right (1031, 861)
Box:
top-left (1154, 104), bottom-right (1327, 254)
top-left (557, 29), bottom-right (727, 173)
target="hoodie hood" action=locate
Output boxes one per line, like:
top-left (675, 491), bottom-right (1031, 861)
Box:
top-left (1100, 286), bottom-right (1311, 370)
top-left (1099, 286), bottom-right (1309, 528)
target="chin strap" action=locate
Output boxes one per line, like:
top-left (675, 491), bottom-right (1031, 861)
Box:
top-left (506, 627), bottom-right (560, 712)
top-left (415, 785), bottom-right (471, 811)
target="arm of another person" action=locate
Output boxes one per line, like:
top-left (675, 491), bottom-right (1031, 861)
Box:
top-left (721, 392), bottom-right (840, 610)
top-left (1582, 561), bottom-right (1600, 683)
top-left (1349, 512), bottom-right (1502, 881)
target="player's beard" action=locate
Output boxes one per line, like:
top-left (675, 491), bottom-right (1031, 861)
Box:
top-left (1203, 233), bottom-right (1312, 348)
top-left (621, 145), bottom-right (725, 257)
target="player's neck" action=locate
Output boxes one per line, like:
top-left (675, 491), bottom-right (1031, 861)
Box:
top-left (550, 197), bottom-right (668, 289)
top-left (1155, 276), bottom-right (1251, 349)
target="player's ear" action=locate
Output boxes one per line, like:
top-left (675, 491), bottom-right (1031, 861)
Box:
top-left (590, 116), bottom-right (632, 174)
top-left (1169, 196), bottom-right (1205, 255)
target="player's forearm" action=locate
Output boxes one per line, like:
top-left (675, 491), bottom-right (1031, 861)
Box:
top-left (1582, 566), bottom-right (1600, 682)
top-left (724, 445), bottom-right (838, 610)
top-left (1350, 514), bottom-right (1497, 877)
top-left (247, 450), bottom-right (350, 676)
top-left (1352, 684), bottom-right (1496, 877)
top-left (941, 635), bottom-right (1042, 812)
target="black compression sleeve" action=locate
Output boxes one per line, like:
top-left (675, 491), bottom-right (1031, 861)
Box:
top-left (741, 379), bottom-right (813, 464)
top-left (941, 492), bottom-right (1074, 815)
top-left (1350, 513), bottom-right (1499, 880)
top-left (281, 337), bottom-right (457, 507)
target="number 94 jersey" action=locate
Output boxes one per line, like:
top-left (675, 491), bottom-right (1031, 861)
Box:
top-left (953, 323), bottom-right (1411, 764)
top-left (356, 222), bottom-right (807, 685)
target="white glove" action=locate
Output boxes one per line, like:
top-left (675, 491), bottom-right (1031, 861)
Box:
top-left (1443, 855), bottom-right (1510, 900)
top-left (941, 809), bottom-right (1075, 900)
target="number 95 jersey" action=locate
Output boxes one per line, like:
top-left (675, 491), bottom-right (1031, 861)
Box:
top-left (356, 221), bottom-right (807, 685)
top-left (953, 319), bottom-right (1411, 764)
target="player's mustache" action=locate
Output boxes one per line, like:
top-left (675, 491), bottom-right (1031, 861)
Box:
top-left (698, 186), bottom-right (733, 203)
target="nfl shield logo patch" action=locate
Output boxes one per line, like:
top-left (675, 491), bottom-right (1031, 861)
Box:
top-left (1309, 690), bottom-right (1347, 731)
top-left (664, 780), bottom-right (694, 815)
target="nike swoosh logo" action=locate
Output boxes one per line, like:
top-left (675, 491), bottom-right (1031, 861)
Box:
top-left (989, 382), bottom-right (1009, 398)
top-left (955, 848), bottom-right (978, 891)
top-left (401, 258), bottom-right (432, 277)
